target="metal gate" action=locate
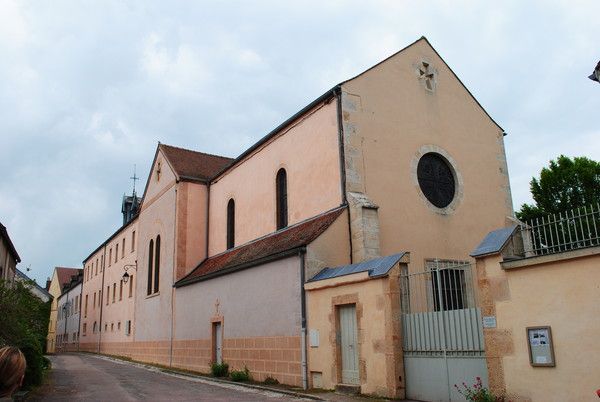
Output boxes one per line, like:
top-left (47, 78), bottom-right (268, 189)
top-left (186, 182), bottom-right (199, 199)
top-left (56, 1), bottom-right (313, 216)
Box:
top-left (400, 259), bottom-right (488, 402)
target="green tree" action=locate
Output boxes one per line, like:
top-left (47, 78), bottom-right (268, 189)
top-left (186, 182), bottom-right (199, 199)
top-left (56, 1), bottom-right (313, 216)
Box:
top-left (0, 279), bottom-right (51, 389)
top-left (517, 155), bottom-right (600, 222)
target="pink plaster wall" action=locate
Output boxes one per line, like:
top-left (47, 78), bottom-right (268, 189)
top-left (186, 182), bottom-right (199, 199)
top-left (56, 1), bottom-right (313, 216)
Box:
top-left (134, 149), bottom-right (177, 341)
top-left (175, 181), bottom-right (208, 281)
top-left (80, 219), bottom-right (137, 348)
top-left (208, 100), bottom-right (342, 256)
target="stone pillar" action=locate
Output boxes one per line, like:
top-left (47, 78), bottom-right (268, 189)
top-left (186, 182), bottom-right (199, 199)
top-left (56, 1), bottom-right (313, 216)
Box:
top-left (347, 192), bottom-right (381, 263)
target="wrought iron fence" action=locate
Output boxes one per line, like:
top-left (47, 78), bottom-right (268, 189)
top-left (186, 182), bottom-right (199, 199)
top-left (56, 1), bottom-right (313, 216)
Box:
top-left (400, 259), bottom-right (484, 356)
top-left (520, 204), bottom-right (600, 256)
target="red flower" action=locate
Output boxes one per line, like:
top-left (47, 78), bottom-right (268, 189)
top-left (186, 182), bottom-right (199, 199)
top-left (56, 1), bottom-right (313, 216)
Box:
top-left (596, 388), bottom-right (600, 398)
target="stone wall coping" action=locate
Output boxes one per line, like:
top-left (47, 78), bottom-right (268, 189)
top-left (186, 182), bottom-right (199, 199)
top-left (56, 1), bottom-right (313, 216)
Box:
top-left (501, 245), bottom-right (600, 270)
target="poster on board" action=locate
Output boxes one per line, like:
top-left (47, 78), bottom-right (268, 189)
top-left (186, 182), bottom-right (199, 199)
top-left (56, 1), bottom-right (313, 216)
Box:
top-left (527, 326), bottom-right (555, 367)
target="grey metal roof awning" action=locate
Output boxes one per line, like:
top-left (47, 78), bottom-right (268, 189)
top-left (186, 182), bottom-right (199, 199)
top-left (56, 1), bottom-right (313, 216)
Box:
top-left (470, 225), bottom-right (518, 257)
top-left (308, 252), bottom-right (408, 282)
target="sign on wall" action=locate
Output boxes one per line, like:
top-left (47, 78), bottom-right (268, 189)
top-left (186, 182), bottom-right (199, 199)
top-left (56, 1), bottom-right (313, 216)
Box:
top-left (527, 326), bottom-right (555, 367)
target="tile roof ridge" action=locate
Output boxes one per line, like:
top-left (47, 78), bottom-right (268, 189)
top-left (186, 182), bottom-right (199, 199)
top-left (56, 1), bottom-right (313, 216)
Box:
top-left (159, 143), bottom-right (234, 161)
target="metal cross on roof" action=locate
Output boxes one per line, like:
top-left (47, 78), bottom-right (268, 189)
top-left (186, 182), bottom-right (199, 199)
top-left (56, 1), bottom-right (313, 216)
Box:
top-left (130, 164), bottom-right (140, 193)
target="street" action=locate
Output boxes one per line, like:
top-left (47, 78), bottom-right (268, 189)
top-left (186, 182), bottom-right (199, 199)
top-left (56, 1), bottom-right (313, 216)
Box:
top-left (29, 354), bottom-right (310, 401)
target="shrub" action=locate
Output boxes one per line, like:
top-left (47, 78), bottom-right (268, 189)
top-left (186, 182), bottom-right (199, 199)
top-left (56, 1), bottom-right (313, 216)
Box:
top-left (210, 362), bottom-right (229, 377)
top-left (0, 279), bottom-right (51, 390)
top-left (455, 377), bottom-right (501, 402)
top-left (263, 376), bottom-right (279, 385)
top-left (230, 366), bottom-right (250, 382)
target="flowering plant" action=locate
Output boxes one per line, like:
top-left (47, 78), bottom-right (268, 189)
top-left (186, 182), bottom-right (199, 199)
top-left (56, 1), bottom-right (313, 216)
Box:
top-left (454, 377), bottom-right (500, 402)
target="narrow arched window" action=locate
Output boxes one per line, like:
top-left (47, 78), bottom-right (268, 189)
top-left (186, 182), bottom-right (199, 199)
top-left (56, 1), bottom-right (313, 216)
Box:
top-left (154, 235), bottom-right (160, 293)
top-left (227, 199), bottom-right (235, 249)
top-left (276, 168), bottom-right (288, 229)
top-left (147, 239), bottom-right (154, 295)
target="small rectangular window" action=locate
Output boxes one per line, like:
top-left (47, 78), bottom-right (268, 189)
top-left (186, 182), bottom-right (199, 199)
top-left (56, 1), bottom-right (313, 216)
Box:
top-left (115, 245), bottom-right (118, 263)
top-left (119, 280), bottom-right (123, 301)
top-left (85, 295), bottom-right (88, 317)
top-left (93, 292), bottom-right (96, 309)
top-left (109, 249), bottom-right (112, 266)
top-left (122, 238), bottom-right (125, 259)
top-left (112, 283), bottom-right (116, 303)
top-left (132, 231), bottom-right (136, 252)
top-left (126, 320), bottom-right (131, 336)
top-left (129, 275), bottom-right (133, 298)
top-left (83, 323), bottom-right (87, 335)
top-left (106, 286), bottom-right (110, 305)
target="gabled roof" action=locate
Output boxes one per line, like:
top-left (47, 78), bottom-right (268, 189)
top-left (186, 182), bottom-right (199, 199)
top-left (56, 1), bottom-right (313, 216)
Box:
top-left (159, 144), bottom-right (233, 183)
top-left (0, 222), bottom-right (21, 263)
top-left (15, 269), bottom-right (52, 299)
top-left (309, 252), bottom-right (408, 282)
top-left (470, 225), bottom-right (518, 258)
top-left (211, 36), bottom-right (504, 181)
top-left (55, 267), bottom-right (82, 292)
top-left (175, 206), bottom-right (346, 287)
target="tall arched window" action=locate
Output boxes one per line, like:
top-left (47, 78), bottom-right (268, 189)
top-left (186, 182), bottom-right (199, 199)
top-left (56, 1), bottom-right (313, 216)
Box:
top-left (154, 235), bottom-right (160, 293)
top-left (276, 168), bottom-right (288, 230)
top-left (147, 239), bottom-right (154, 295)
top-left (227, 199), bottom-right (235, 249)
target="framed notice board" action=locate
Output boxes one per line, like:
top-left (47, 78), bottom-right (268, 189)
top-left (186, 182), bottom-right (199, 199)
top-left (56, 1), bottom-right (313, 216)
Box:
top-left (527, 326), bottom-right (555, 367)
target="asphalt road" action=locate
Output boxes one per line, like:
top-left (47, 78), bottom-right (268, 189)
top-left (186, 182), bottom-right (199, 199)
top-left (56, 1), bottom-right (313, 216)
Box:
top-left (29, 353), bottom-right (309, 401)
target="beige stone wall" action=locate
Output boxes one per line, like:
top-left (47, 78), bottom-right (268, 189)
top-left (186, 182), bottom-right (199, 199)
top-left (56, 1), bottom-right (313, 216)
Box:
top-left (476, 248), bottom-right (600, 402)
top-left (46, 269), bottom-right (62, 353)
top-left (208, 100), bottom-right (342, 256)
top-left (0, 237), bottom-right (17, 282)
top-left (341, 38), bottom-right (513, 271)
top-left (305, 209), bottom-right (351, 280)
top-left (305, 267), bottom-right (404, 398)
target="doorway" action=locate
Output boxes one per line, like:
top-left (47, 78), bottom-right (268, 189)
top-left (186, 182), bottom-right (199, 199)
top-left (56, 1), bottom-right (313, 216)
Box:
top-left (212, 322), bottom-right (222, 364)
top-left (338, 304), bottom-right (359, 385)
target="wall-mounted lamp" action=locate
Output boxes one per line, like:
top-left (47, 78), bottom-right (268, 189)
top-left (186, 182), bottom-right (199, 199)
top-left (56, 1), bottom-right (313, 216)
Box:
top-left (122, 261), bottom-right (137, 283)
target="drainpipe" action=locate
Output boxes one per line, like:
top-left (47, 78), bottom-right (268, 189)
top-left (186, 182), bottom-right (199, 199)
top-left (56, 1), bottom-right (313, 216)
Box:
top-left (63, 292), bottom-right (69, 352)
top-left (299, 247), bottom-right (308, 390)
top-left (205, 183), bottom-right (210, 259)
top-left (170, 187), bottom-right (178, 367)
top-left (76, 284), bottom-right (82, 352)
top-left (98, 244), bottom-right (107, 354)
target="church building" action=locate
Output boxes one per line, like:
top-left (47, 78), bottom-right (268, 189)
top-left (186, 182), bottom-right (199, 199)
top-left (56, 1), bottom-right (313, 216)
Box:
top-left (78, 37), bottom-right (513, 400)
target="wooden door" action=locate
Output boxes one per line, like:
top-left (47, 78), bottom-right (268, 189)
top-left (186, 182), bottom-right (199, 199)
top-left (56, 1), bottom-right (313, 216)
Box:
top-left (339, 304), bottom-right (359, 384)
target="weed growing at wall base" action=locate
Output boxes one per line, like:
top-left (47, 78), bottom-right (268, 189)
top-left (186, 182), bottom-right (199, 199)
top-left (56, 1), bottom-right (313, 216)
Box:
top-left (210, 362), bottom-right (229, 377)
top-left (230, 366), bottom-right (250, 382)
top-left (455, 377), bottom-right (502, 402)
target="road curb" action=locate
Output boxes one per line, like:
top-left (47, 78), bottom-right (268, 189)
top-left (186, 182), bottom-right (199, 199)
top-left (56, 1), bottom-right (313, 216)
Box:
top-left (89, 353), bottom-right (324, 401)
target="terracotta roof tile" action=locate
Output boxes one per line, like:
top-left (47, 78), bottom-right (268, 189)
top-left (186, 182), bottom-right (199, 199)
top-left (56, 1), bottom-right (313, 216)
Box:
top-left (55, 267), bottom-right (82, 291)
top-left (176, 206), bottom-right (346, 287)
top-left (159, 144), bottom-right (233, 182)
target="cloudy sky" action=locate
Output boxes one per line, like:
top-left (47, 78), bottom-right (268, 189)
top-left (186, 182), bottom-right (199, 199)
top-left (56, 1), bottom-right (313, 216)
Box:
top-left (1, 1), bottom-right (598, 286)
